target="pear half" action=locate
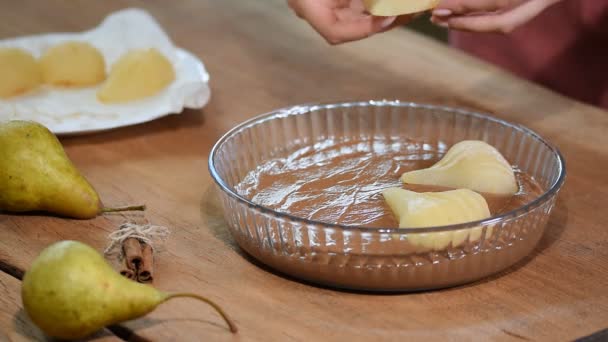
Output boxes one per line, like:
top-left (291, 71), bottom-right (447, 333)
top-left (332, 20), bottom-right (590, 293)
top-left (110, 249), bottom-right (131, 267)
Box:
top-left (363, 0), bottom-right (440, 16)
top-left (401, 140), bottom-right (518, 195)
top-left (383, 188), bottom-right (492, 251)
top-left (0, 48), bottom-right (42, 98)
top-left (97, 48), bottom-right (175, 103)
top-left (40, 41), bottom-right (106, 87)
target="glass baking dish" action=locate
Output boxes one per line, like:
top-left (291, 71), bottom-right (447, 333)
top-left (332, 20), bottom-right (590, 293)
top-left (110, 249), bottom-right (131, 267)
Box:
top-left (209, 101), bottom-right (565, 291)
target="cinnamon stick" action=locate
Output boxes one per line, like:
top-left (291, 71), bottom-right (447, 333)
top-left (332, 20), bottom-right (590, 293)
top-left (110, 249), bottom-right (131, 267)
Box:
top-left (119, 258), bottom-right (135, 280)
top-left (122, 238), bottom-right (143, 271)
top-left (137, 243), bottom-right (154, 283)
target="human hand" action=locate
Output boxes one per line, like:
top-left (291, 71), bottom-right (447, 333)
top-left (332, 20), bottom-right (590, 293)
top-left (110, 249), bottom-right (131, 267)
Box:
top-left (430, 0), bottom-right (562, 33)
top-left (287, 0), bottom-right (413, 44)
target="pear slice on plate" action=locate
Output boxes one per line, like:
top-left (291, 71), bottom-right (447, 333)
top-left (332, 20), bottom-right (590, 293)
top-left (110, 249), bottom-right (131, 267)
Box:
top-left (401, 140), bottom-right (518, 195)
top-left (0, 48), bottom-right (42, 98)
top-left (97, 48), bottom-right (175, 103)
top-left (363, 0), bottom-right (440, 16)
top-left (40, 41), bottom-right (106, 87)
top-left (383, 187), bottom-right (492, 251)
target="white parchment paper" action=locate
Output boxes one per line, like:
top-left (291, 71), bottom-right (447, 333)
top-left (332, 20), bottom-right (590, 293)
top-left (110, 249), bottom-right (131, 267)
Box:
top-left (0, 8), bottom-right (210, 135)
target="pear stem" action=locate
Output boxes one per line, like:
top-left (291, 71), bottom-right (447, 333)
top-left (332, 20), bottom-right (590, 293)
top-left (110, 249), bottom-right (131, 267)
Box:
top-left (101, 205), bottom-right (147, 213)
top-left (163, 293), bottom-right (238, 333)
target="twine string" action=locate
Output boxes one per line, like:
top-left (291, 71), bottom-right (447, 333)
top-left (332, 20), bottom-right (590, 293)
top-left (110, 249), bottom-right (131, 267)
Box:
top-left (104, 222), bottom-right (170, 257)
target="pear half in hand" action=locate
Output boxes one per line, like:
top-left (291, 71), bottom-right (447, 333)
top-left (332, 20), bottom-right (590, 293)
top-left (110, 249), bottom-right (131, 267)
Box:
top-left (401, 140), bottom-right (519, 195)
top-left (363, 0), bottom-right (440, 16)
top-left (383, 188), bottom-right (492, 251)
top-left (22, 241), bottom-right (237, 340)
top-left (0, 121), bottom-right (144, 219)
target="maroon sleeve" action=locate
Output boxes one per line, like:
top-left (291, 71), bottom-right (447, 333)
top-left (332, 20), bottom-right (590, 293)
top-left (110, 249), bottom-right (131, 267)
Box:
top-left (449, 0), bottom-right (608, 109)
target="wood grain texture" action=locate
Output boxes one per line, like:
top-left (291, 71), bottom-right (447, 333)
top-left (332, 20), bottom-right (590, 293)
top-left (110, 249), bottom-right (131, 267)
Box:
top-left (0, 0), bottom-right (607, 341)
top-left (0, 272), bottom-right (46, 342)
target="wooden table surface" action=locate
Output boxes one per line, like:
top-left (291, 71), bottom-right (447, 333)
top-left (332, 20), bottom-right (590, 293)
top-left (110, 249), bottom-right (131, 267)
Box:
top-left (1, 0), bottom-right (607, 341)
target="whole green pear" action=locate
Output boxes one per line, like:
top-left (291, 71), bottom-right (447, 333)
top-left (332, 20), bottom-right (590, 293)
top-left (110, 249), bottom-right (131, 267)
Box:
top-left (0, 120), bottom-right (143, 219)
top-left (0, 120), bottom-right (100, 218)
top-left (22, 241), bottom-right (236, 340)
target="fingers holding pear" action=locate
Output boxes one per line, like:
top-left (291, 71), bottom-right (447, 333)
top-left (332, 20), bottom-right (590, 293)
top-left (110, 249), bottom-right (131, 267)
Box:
top-left (401, 140), bottom-right (518, 195)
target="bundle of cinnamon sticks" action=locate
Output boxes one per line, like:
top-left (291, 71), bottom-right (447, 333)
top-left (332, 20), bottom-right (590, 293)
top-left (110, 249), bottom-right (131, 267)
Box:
top-left (120, 237), bottom-right (154, 283)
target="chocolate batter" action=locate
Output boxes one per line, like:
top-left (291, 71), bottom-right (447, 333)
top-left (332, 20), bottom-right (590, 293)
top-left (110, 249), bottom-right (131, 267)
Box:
top-left (236, 140), bottom-right (543, 228)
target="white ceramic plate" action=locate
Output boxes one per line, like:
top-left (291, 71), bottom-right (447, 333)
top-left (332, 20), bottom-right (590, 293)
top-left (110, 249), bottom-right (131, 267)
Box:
top-left (0, 8), bottom-right (210, 135)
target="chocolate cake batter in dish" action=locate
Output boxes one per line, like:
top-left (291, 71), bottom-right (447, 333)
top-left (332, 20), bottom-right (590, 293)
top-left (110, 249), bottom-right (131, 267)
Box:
top-left (210, 101), bottom-right (565, 291)
top-left (236, 140), bottom-right (543, 229)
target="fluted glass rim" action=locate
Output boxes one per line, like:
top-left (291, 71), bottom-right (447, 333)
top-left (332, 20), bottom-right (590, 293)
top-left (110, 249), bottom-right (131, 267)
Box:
top-left (208, 100), bottom-right (566, 234)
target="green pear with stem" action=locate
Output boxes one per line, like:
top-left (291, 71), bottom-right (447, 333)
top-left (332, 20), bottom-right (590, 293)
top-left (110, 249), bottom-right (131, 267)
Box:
top-left (22, 240), bottom-right (237, 340)
top-left (0, 120), bottom-right (144, 219)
